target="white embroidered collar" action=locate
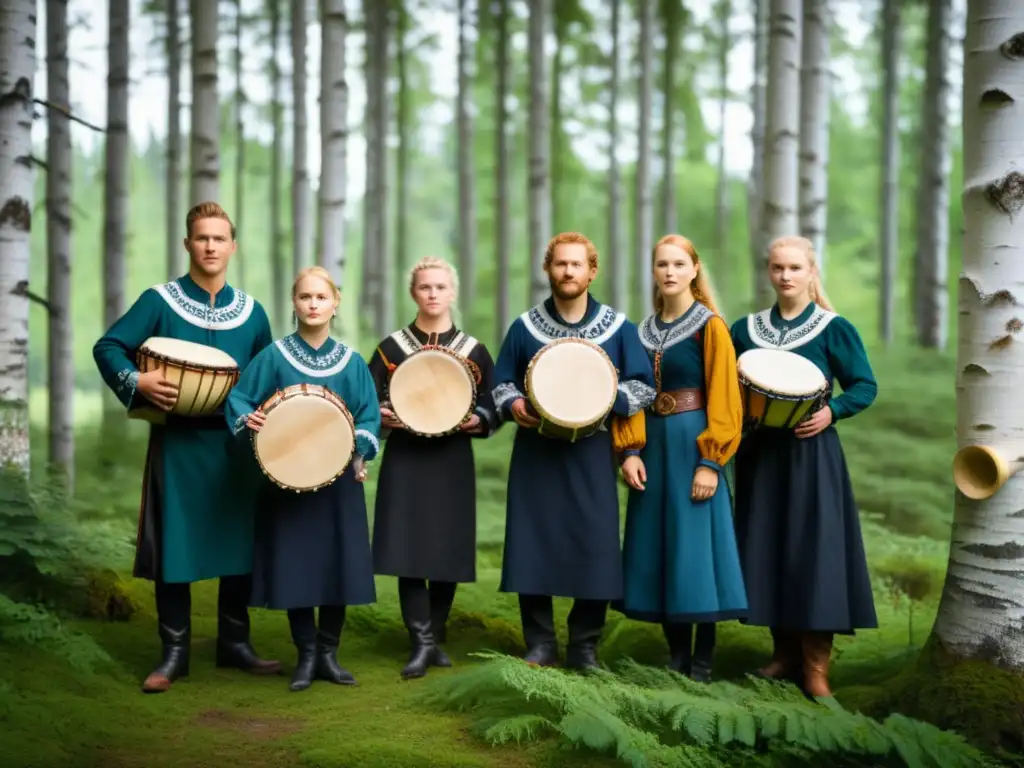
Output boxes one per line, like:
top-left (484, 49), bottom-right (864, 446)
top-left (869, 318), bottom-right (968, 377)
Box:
top-left (275, 334), bottom-right (352, 378)
top-left (154, 279), bottom-right (254, 330)
top-left (747, 304), bottom-right (836, 350)
top-left (638, 302), bottom-right (712, 352)
top-left (520, 298), bottom-right (625, 345)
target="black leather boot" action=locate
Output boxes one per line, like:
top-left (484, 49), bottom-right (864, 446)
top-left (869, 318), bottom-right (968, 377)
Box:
top-left (288, 608), bottom-right (317, 692)
top-left (316, 605), bottom-right (356, 685)
top-left (519, 594), bottom-right (559, 666)
top-left (690, 622), bottom-right (716, 683)
top-left (564, 599), bottom-right (606, 671)
top-left (143, 582), bottom-right (191, 693)
top-left (215, 575), bottom-right (282, 675)
top-left (429, 581), bottom-right (457, 668)
top-left (662, 622), bottom-right (693, 676)
top-left (399, 578), bottom-right (438, 679)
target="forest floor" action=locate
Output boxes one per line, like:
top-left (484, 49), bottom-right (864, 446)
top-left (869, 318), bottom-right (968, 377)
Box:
top-left (1, 347), bottom-right (974, 767)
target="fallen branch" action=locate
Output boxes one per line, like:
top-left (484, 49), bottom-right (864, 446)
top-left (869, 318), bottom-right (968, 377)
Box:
top-left (33, 99), bottom-right (103, 132)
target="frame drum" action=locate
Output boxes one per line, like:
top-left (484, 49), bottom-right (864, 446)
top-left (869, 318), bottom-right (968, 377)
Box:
top-left (132, 336), bottom-right (240, 422)
top-left (252, 383), bottom-right (357, 492)
top-left (388, 346), bottom-right (477, 437)
top-left (525, 337), bottom-right (619, 442)
top-left (736, 348), bottom-right (829, 429)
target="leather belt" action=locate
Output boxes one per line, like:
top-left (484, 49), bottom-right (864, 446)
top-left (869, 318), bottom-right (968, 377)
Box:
top-left (651, 387), bottom-right (704, 416)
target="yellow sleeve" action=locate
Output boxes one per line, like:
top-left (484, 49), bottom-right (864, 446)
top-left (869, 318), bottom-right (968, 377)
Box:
top-left (696, 316), bottom-right (743, 469)
top-left (611, 411), bottom-right (646, 453)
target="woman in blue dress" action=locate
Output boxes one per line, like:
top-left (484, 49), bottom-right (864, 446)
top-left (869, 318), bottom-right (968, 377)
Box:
top-left (225, 266), bottom-right (382, 692)
top-left (612, 234), bottom-right (747, 682)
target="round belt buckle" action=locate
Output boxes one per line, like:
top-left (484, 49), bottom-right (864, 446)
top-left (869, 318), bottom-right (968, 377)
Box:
top-left (654, 392), bottom-right (677, 415)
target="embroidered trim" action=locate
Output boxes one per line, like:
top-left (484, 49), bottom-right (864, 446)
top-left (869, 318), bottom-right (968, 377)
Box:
top-left (638, 304), bottom-right (713, 352)
top-left (747, 305), bottom-right (837, 350)
top-left (618, 380), bottom-right (657, 416)
top-left (116, 368), bottom-right (140, 405)
top-left (232, 413), bottom-right (249, 435)
top-left (153, 281), bottom-right (254, 330)
top-left (275, 336), bottom-right (352, 378)
top-left (493, 382), bottom-right (523, 412)
top-left (520, 302), bottom-right (625, 345)
top-left (355, 429), bottom-right (380, 456)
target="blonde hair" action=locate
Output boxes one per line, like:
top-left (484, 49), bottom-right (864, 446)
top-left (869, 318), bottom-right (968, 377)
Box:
top-left (292, 266), bottom-right (341, 306)
top-left (186, 201), bottom-right (236, 239)
top-left (408, 256), bottom-right (461, 321)
top-left (651, 235), bottom-right (723, 318)
top-left (767, 236), bottom-right (834, 312)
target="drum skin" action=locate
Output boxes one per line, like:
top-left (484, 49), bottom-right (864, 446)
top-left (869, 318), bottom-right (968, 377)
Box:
top-left (388, 347), bottom-right (476, 437)
top-left (135, 336), bottom-right (240, 418)
top-left (736, 348), bottom-right (828, 429)
top-left (253, 384), bottom-right (356, 492)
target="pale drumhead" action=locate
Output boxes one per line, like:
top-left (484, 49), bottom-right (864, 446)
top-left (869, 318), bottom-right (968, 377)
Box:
top-left (529, 342), bottom-right (617, 426)
top-left (141, 336), bottom-right (238, 369)
top-left (389, 350), bottom-right (475, 434)
top-left (255, 395), bottom-right (354, 489)
top-left (737, 348), bottom-right (826, 396)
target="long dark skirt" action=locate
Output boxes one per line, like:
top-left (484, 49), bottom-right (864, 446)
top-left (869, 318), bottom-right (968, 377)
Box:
top-left (732, 424), bottom-right (877, 634)
top-left (250, 466), bottom-right (377, 610)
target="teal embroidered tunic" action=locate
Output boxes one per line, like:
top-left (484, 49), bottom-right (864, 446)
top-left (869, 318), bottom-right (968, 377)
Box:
top-left (92, 274), bottom-right (272, 584)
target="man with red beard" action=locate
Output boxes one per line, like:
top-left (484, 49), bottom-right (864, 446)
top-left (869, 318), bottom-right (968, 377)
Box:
top-left (492, 232), bottom-right (656, 669)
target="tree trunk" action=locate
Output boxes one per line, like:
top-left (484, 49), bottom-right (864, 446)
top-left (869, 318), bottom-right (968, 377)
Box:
top-left (371, 1), bottom-right (391, 338)
top-left (933, 0), bottom-right (1024, 669)
top-left (291, 0), bottom-right (311, 275)
top-left (396, 2), bottom-right (409, 278)
top-left (269, 0), bottom-right (284, 331)
top-left (661, 0), bottom-right (680, 236)
top-left (189, 0), bottom-right (219, 205)
top-left (166, 0), bottom-right (182, 279)
top-left (879, 0), bottom-right (900, 345)
top-left (457, 0), bottom-right (476, 317)
top-left (551, 9), bottom-right (564, 232)
top-left (798, 0), bottom-right (831, 272)
top-left (495, 0), bottom-right (511, 345)
top-left (608, 0), bottom-right (625, 312)
top-left (0, 0), bottom-right (36, 476)
top-left (758, 0), bottom-right (802, 259)
top-left (913, 0), bottom-right (953, 350)
top-left (527, 0), bottom-right (550, 307)
top-left (46, 0), bottom-right (74, 487)
top-left (749, 0), bottom-right (771, 308)
top-left (233, 0), bottom-right (245, 286)
top-left (360, 0), bottom-right (377, 319)
top-left (102, 0), bottom-right (130, 437)
top-left (714, 0), bottom-right (731, 282)
top-left (319, 0), bottom-right (351, 341)
top-left (635, 0), bottom-right (654, 316)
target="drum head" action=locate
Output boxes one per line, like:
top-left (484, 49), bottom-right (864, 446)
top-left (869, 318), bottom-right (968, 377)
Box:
top-left (255, 395), bottom-right (354, 489)
top-left (529, 342), bottom-right (617, 426)
top-left (389, 349), bottom-right (474, 435)
top-left (141, 336), bottom-right (238, 369)
top-left (737, 348), bottom-right (826, 395)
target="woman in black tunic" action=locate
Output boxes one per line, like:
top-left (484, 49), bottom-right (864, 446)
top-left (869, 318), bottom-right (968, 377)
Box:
top-left (369, 257), bottom-right (500, 679)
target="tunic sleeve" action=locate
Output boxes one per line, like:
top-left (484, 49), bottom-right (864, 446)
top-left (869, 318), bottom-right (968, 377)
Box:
top-left (468, 342), bottom-right (500, 438)
top-left (611, 320), bottom-right (657, 418)
top-left (491, 320), bottom-right (527, 422)
top-left (92, 289), bottom-right (162, 410)
top-left (345, 353), bottom-right (383, 461)
top-left (223, 347), bottom-right (279, 436)
top-left (611, 411), bottom-right (646, 458)
top-left (825, 316), bottom-right (878, 421)
top-left (696, 316), bottom-right (743, 472)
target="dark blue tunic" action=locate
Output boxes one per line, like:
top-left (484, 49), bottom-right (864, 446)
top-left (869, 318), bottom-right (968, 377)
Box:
top-left (492, 296), bottom-right (656, 601)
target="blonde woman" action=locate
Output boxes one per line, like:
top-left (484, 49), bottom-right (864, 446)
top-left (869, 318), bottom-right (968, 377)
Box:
top-left (612, 234), bottom-right (746, 683)
top-left (730, 235), bottom-right (878, 700)
top-left (225, 266), bottom-right (382, 692)
top-left (368, 256), bottom-right (499, 679)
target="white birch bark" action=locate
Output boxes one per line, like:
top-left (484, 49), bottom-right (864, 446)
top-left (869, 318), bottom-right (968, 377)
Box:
top-left (495, 0), bottom-right (511, 342)
top-left (189, 0), bottom-right (219, 205)
top-left (635, 0), bottom-right (654, 316)
top-left (233, 0), bottom-right (245, 286)
top-left (291, 0), bottom-right (311, 274)
top-left (607, 0), bottom-right (625, 312)
top-left (46, 0), bottom-right (74, 485)
top-left (319, 0), bottom-right (351, 340)
top-left (798, 0), bottom-right (830, 272)
top-left (269, 0), bottom-right (284, 330)
top-left (749, 0), bottom-right (772, 308)
top-left (457, 0), bottom-right (477, 316)
top-left (879, 0), bottom-right (901, 345)
top-left (758, 0), bottom-right (802, 255)
top-left (395, 4), bottom-right (409, 277)
top-left (714, 0), bottom-right (731, 271)
top-left (527, 0), bottom-right (551, 307)
top-left (166, 0), bottom-right (182, 278)
top-left (0, 0), bottom-right (36, 475)
top-left (371, 2), bottom-right (390, 337)
top-left (661, 0), bottom-right (681, 235)
top-left (359, 0), bottom-right (377, 317)
top-left (913, 0), bottom-right (954, 350)
top-left (933, 0), bottom-right (1024, 668)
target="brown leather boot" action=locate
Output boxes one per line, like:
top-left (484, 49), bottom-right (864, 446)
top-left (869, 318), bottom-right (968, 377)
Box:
top-left (755, 628), bottom-right (801, 680)
top-left (800, 631), bottom-right (834, 698)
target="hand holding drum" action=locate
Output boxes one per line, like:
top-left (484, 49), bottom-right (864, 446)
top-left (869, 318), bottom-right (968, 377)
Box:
top-left (510, 398), bottom-right (540, 429)
top-left (137, 370), bottom-right (180, 411)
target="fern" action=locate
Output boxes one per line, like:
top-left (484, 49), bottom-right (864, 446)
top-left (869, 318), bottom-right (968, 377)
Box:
top-left (415, 652), bottom-right (999, 768)
top-left (0, 594), bottom-right (112, 673)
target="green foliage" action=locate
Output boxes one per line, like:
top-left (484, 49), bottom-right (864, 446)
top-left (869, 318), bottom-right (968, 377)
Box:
top-left (0, 594), bottom-right (112, 673)
top-left (417, 653), bottom-right (998, 768)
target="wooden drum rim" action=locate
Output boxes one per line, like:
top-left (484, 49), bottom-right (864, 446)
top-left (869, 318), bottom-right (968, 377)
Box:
top-left (524, 337), bottom-right (619, 428)
top-left (388, 345), bottom-right (478, 437)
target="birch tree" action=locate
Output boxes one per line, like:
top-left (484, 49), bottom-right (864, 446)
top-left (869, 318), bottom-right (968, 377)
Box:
top-left (189, 0), bottom-right (219, 205)
top-left (370, 1), bottom-right (391, 336)
top-left (878, 0), bottom-right (901, 345)
top-left (494, 0), bottom-right (511, 343)
top-left (47, 0), bottom-right (74, 484)
top-left (395, 2), bottom-right (410, 277)
top-left (749, 0), bottom-right (771, 308)
top-left (233, 0), bottom-right (246, 286)
top-left (660, 0), bottom-right (683, 236)
top-left (166, 0), bottom-right (182, 278)
top-left (291, 0), bottom-right (311, 274)
top-left (635, 0), bottom-right (654, 316)
top-left (935, 0), bottom-right (1024, 670)
top-left (0, 0), bottom-right (36, 475)
top-left (269, 0), bottom-right (284, 330)
top-left (607, 0), bottom-right (625, 311)
top-left (527, 0), bottom-right (550, 307)
top-left (457, 0), bottom-right (477, 316)
top-left (797, 0), bottom-right (830, 272)
top-left (713, 0), bottom-right (731, 265)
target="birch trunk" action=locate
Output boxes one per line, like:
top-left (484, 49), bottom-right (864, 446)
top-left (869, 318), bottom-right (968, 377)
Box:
top-left (233, 0), bottom-right (245, 286)
top-left (758, 0), bottom-right (802, 258)
top-left (396, 3), bottom-right (409, 278)
top-left (913, 0), bottom-right (953, 350)
top-left (102, 0), bottom-right (130, 435)
top-left (551, 10), bottom-right (564, 231)
top-left (291, 0), bottom-right (311, 274)
top-left (269, 0), bottom-right (284, 331)
top-left (607, 0), bottom-right (625, 311)
top-left (749, 0), bottom-right (772, 308)
top-left (932, 0), bottom-right (1024, 668)
top-left (371, 1), bottom-right (390, 337)
top-left (46, 0), bottom-right (74, 485)
top-left (0, 0), bottom-right (36, 475)
top-left (635, 0), bottom-right (654, 316)
top-left (166, 0), bottom-right (182, 279)
top-left (320, 0), bottom-right (350, 341)
top-left (879, 0), bottom-right (901, 345)
top-left (189, 0), bottom-right (219, 205)
top-left (714, 0), bottom-right (731, 275)
top-left (359, 0), bottom-right (377, 318)
top-left (661, 0), bottom-right (680, 235)
top-left (798, 0), bottom-right (830, 272)
top-left (457, 0), bottom-right (476, 316)
top-left (527, 0), bottom-right (550, 307)
top-left (495, 0), bottom-right (511, 343)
